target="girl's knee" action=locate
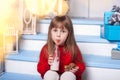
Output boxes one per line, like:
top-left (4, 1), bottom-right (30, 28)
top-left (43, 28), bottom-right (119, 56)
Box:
top-left (60, 71), bottom-right (76, 80)
top-left (44, 70), bottom-right (59, 80)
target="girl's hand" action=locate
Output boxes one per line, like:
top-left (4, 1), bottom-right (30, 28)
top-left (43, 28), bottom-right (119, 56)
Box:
top-left (69, 66), bottom-right (79, 73)
top-left (65, 63), bottom-right (79, 73)
top-left (48, 55), bottom-right (54, 66)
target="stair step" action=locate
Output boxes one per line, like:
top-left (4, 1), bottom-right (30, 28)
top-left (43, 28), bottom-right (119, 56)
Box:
top-left (37, 19), bottom-right (102, 35)
top-left (5, 50), bottom-right (39, 75)
top-left (20, 33), bottom-right (117, 56)
top-left (21, 33), bottom-right (109, 43)
top-left (6, 50), bottom-right (120, 69)
top-left (6, 50), bottom-right (40, 62)
top-left (0, 72), bottom-right (42, 80)
top-left (83, 67), bottom-right (120, 80)
top-left (38, 18), bottom-right (103, 25)
top-left (83, 54), bottom-right (120, 69)
top-left (5, 60), bottom-right (38, 75)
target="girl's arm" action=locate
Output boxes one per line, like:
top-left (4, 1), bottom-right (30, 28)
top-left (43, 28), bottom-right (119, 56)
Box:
top-left (37, 45), bottom-right (50, 78)
top-left (74, 46), bottom-right (86, 76)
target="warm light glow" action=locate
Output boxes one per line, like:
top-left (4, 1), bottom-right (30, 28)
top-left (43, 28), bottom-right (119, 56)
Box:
top-left (25, 0), bottom-right (69, 18)
top-left (0, 0), bottom-right (69, 62)
top-left (0, 0), bottom-right (21, 61)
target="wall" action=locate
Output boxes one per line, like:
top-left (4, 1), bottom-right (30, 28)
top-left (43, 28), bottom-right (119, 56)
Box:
top-left (68, 0), bottom-right (120, 19)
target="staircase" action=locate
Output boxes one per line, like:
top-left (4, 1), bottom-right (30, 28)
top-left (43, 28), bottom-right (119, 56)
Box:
top-left (0, 18), bottom-right (120, 80)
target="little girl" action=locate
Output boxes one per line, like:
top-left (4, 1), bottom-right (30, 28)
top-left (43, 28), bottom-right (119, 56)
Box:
top-left (37, 15), bottom-right (86, 80)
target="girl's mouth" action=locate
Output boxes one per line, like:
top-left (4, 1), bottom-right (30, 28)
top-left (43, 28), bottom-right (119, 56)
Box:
top-left (56, 39), bottom-right (60, 43)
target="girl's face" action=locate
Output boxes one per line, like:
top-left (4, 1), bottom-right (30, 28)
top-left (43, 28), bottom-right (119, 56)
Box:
top-left (51, 27), bottom-right (68, 46)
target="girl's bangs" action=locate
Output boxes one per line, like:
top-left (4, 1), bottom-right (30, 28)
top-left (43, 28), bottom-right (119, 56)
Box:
top-left (53, 21), bottom-right (67, 29)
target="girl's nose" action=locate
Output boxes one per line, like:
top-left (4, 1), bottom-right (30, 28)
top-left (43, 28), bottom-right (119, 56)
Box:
top-left (57, 31), bottom-right (61, 37)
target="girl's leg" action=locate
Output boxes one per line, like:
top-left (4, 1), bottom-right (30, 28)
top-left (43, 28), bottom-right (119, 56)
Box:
top-left (43, 70), bottom-right (59, 80)
top-left (60, 71), bottom-right (76, 80)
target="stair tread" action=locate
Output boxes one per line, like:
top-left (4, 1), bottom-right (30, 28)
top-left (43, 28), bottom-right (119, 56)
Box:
top-left (0, 72), bottom-right (42, 80)
top-left (6, 50), bottom-right (40, 62)
top-left (6, 50), bottom-right (120, 69)
top-left (38, 18), bottom-right (103, 25)
top-left (83, 54), bottom-right (120, 69)
top-left (21, 33), bottom-right (113, 43)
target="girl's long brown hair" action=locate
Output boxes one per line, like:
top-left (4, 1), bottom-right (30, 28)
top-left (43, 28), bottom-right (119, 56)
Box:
top-left (46, 15), bottom-right (77, 60)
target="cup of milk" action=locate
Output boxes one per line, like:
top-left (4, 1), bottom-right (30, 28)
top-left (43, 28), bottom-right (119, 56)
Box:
top-left (50, 45), bottom-right (59, 71)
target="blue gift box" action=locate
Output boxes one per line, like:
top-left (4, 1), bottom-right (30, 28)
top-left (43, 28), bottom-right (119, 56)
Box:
top-left (104, 24), bottom-right (120, 41)
top-left (104, 12), bottom-right (120, 41)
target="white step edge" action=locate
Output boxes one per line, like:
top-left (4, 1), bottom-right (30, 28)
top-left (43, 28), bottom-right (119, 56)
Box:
top-left (6, 59), bottom-right (120, 80)
top-left (77, 42), bottom-right (117, 56)
top-left (19, 40), bottom-right (46, 52)
top-left (19, 39), bottom-right (117, 56)
top-left (82, 67), bottom-right (120, 80)
top-left (5, 60), bottom-right (40, 75)
top-left (37, 24), bottom-right (101, 36)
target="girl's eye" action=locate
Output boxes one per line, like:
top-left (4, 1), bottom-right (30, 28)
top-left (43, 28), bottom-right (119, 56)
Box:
top-left (62, 30), bottom-right (66, 33)
top-left (53, 29), bottom-right (57, 32)
top-left (61, 29), bottom-right (67, 33)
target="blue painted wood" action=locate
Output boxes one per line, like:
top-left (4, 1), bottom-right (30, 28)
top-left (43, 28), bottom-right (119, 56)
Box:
top-left (83, 54), bottom-right (120, 69)
top-left (6, 50), bottom-right (40, 62)
top-left (0, 72), bottom-right (42, 80)
top-left (38, 18), bottom-right (103, 25)
top-left (21, 33), bottom-right (112, 43)
top-left (6, 50), bottom-right (120, 69)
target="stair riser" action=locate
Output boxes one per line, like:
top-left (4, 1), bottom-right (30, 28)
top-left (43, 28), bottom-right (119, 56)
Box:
top-left (37, 24), bottom-right (101, 36)
top-left (19, 39), bottom-right (117, 56)
top-left (77, 43), bottom-right (117, 56)
top-left (5, 60), bottom-right (39, 75)
top-left (83, 67), bottom-right (120, 80)
top-left (19, 40), bottom-right (46, 51)
top-left (6, 59), bottom-right (120, 80)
